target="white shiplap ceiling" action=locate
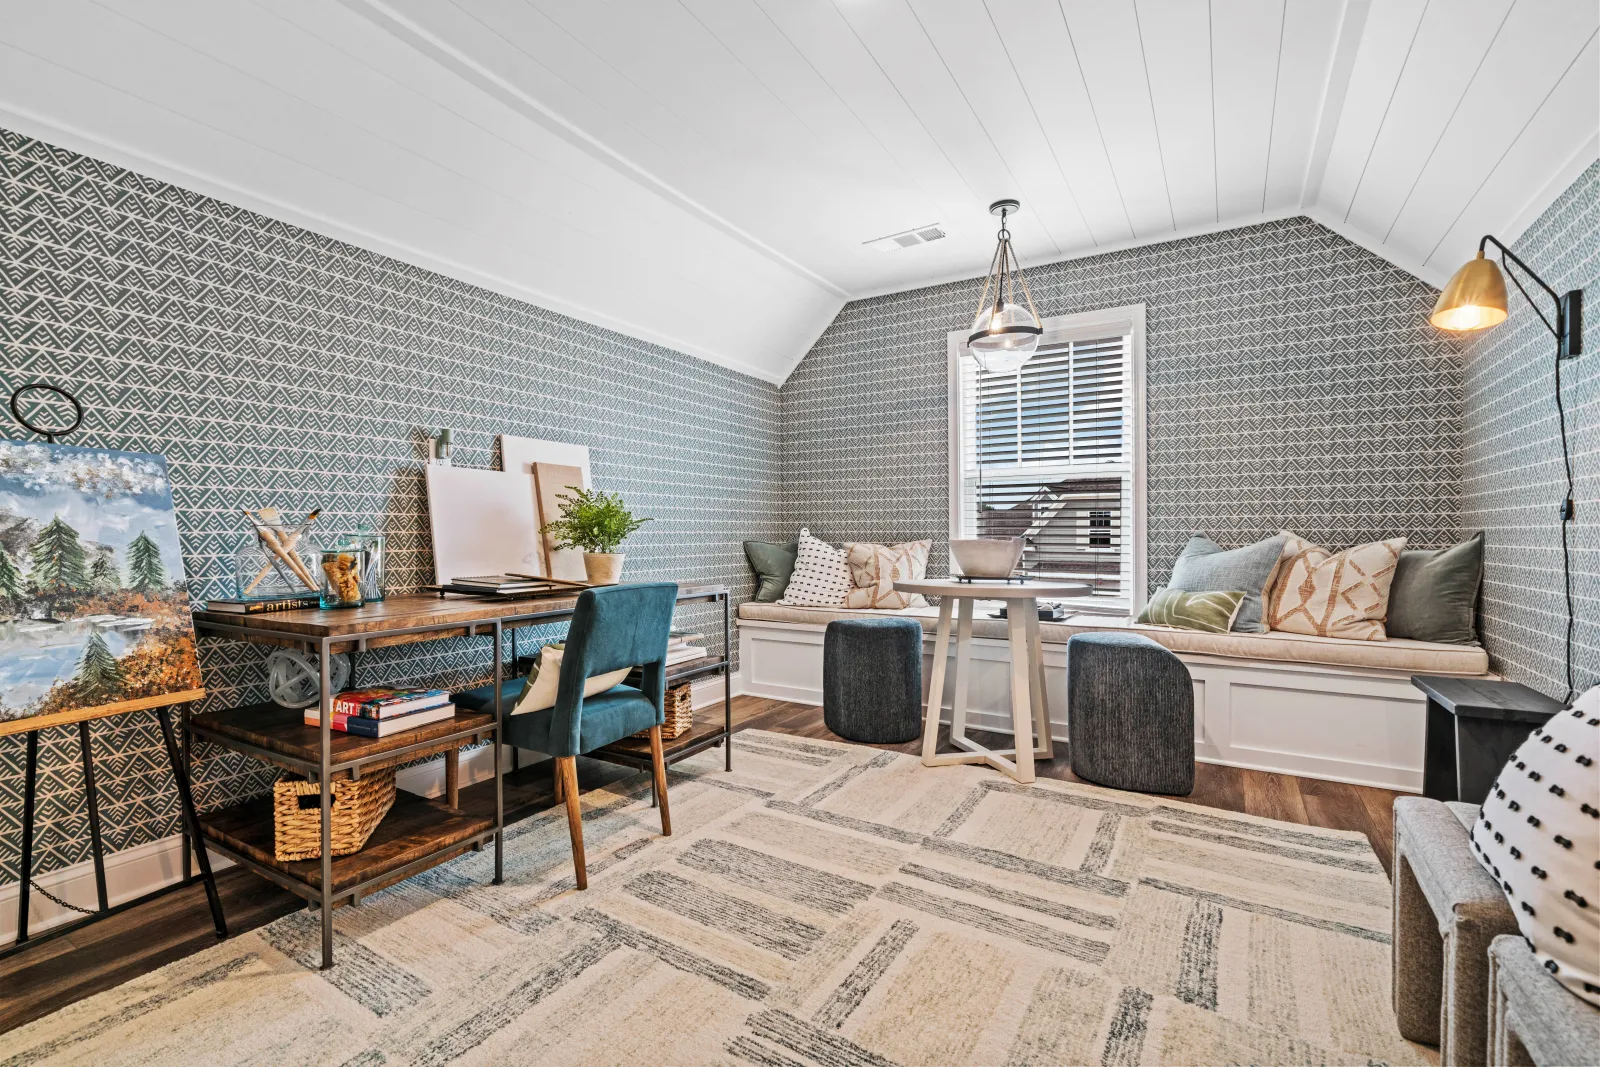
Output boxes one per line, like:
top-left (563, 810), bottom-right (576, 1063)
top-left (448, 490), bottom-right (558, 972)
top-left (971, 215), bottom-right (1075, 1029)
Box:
top-left (1, 0), bottom-right (1595, 384)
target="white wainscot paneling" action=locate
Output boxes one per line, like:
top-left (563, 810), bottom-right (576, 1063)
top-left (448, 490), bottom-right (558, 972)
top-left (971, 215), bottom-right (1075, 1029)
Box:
top-left (739, 619), bottom-right (1429, 791)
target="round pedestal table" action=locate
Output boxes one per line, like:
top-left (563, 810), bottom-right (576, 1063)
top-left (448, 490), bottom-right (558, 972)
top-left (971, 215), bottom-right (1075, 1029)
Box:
top-left (892, 578), bottom-right (1091, 784)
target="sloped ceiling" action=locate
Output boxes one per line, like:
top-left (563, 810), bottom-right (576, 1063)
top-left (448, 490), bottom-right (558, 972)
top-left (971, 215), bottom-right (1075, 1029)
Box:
top-left (2, 1), bottom-right (1594, 385)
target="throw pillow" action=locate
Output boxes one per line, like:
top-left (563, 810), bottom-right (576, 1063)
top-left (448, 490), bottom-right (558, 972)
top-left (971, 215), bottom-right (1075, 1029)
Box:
top-left (1386, 532), bottom-right (1484, 644)
top-left (778, 528), bottom-right (852, 606)
top-left (1469, 686), bottom-right (1599, 1007)
top-left (1136, 588), bottom-right (1247, 633)
top-left (743, 540), bottom-right (798, 603)
top-left (842, 540), bottom-right (931, 609)
top-left (1266, 534), bottom-right (1405, 641)
top-left (512, 643), bottom-right (631, 716)
top-left (1167, 533), bottom-right (1287, 633)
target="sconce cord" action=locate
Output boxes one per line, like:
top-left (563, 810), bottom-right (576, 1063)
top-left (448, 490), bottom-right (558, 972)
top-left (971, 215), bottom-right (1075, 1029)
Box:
top-left (1500, 250), bottom-right (1577, 705)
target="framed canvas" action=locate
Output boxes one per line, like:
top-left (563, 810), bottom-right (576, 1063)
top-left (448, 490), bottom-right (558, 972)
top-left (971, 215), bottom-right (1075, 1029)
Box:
top-left (0, 440), bottom-right (204, 736)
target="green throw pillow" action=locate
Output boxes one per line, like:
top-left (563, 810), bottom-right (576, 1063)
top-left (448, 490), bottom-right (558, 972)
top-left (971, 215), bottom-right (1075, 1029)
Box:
top-left (1387, 532), bottom-right (1484, 644)
top-left (743, 540), bottom-right (798, 602)
top-left (1137, 588), bottom-right (1248, 633)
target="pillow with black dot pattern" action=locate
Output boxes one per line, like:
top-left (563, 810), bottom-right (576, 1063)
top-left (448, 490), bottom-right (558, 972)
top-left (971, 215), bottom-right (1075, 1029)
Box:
top-left (1469, 684), bottom-right (1600, 1006)
top-left (777, 528), bottom-right (852, 607)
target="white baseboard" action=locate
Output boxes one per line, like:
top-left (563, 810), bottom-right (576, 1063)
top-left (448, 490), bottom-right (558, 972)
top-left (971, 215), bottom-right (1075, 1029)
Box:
top-left (0, 832), bottom-right (234, 946)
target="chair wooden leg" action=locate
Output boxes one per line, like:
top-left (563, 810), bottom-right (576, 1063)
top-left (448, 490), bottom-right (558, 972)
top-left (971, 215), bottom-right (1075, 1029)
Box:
top-left (649, 725), bottom-right (672, 837)
top-left (559, 757), bottom-right (587, 890)
top-left (552, 757), bottom-right (564, 803)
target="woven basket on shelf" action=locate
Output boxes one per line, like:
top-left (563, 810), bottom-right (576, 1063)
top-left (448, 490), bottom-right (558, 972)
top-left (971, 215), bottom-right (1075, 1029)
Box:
top-left (273, 767), bottom-right (396, 862)
top-left (635, 683), bottom-right (693, 740)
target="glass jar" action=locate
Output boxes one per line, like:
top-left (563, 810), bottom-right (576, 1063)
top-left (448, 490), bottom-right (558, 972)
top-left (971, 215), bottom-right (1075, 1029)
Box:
top-left (319, 540), bottom-right (365, 609)
top-left (233, 527), bottom-right (322, 600)
top-left (355, 524), bottom-right (386, 602)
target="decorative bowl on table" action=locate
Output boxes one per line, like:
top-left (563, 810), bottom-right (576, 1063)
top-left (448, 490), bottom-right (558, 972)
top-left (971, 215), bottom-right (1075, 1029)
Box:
top-left (949, 537), bottom-right (1024, 578)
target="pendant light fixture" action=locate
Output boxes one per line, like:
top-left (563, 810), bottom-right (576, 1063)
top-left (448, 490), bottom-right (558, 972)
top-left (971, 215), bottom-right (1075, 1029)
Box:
top-left (967, 198), bottom-right (1043, 375)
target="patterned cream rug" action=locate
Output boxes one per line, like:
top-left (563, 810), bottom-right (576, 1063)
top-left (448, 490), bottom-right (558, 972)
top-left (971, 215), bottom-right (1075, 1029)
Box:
top-left (5, 730), bottom-right (1426, 1066)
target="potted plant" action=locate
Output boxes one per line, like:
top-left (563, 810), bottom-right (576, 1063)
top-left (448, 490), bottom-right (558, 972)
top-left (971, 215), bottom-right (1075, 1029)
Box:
top-left (539, 487), bottom-right (651, 585)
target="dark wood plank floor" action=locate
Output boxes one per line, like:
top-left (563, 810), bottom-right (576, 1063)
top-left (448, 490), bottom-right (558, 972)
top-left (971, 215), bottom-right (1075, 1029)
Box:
top-left (0, 695), bottom-right (1402, 1035)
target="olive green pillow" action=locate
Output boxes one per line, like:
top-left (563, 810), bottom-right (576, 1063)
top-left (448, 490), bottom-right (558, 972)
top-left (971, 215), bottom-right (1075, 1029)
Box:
top-left (743, 540), bottom-right (798, 603)
top-left (1137, 588), bottom-right (1248, 634)
top-left (1386, 532), bottom-right (1484, 644)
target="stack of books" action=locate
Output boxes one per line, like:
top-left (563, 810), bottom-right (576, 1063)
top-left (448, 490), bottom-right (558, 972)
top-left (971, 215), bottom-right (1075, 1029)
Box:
top-left (665, 631), bottom-right (707, 667)
top-left (306, 687), bottom-right (456, 738)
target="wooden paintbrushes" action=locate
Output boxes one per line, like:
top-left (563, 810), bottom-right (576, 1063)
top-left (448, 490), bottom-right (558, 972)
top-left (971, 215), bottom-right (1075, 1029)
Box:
top-left (244, 507), bottom-right (320, 592)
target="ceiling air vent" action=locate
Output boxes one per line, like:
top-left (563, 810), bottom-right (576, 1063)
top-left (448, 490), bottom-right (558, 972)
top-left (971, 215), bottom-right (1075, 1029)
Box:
top-left (863, 223), bottom-right (946, 252)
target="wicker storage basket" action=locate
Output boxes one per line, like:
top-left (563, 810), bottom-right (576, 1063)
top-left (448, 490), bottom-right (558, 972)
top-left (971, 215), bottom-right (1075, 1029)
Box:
top-left (273, 768), bottom-right (396, 862)
top-left (635, 683), bottom-right (693, 740)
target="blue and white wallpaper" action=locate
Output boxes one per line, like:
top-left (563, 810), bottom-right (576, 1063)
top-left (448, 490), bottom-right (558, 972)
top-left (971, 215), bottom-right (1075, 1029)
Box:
top-left (1461, 160), bottom-right (1599, 700)
top-left (781, 216), bottom-right (1468, 588)
top-left (0, 127), bottom-right (781, 882)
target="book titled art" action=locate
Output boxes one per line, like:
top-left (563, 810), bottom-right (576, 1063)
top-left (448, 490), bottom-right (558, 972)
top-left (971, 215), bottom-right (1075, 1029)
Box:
top-left (0, 440), bottom-right (204, 733)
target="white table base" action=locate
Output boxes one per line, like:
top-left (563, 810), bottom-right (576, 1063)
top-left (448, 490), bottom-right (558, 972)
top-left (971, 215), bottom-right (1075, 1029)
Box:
top-left (919, 595), bottom-right (1053, 783)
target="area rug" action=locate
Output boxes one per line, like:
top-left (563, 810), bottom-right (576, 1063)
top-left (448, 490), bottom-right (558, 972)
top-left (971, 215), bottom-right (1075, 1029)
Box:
top-left (3, 730), bottom-right (1425, 1066)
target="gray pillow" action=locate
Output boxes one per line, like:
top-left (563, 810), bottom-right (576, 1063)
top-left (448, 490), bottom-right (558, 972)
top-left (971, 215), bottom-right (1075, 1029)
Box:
top-left (1387, 532), bottom-right (1483, 644)
top-left (1166, 533), bottom-right (1288, 633)
top-left (743, 540), bottom-right (798, 603)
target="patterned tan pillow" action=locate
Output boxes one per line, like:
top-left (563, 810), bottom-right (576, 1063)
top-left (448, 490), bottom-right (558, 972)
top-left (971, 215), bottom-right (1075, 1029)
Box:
top-left (842, 540), bottom-right (930, 609)
top-left (1267, 534), bottom-right (1407, 641)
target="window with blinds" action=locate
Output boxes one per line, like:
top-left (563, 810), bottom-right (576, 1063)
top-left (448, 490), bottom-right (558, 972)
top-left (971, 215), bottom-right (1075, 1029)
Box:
top-left (953, 313), bottom-right (1143, 611)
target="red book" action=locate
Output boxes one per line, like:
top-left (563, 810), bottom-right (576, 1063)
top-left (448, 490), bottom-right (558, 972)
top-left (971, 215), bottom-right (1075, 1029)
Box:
top-left (330, 687), bottom-right (451, 719)
top-left (305, 704), bottom-right (456, 737)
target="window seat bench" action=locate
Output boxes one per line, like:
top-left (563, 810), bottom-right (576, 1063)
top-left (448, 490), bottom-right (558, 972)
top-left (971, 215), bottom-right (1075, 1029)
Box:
top-left (737, 602), bottom-right (1492, 792)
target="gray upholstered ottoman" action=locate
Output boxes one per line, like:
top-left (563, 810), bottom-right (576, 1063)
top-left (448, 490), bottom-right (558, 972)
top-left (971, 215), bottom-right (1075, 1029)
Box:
top-left (1391, 797), bottom-right (1518, 1065)
top-left (823, 617), bottom-right (923, 744)
top-left (1066, 631), bottom-right (1194, 794)
top-left (1488, 933), bottom-right (1600, 1066)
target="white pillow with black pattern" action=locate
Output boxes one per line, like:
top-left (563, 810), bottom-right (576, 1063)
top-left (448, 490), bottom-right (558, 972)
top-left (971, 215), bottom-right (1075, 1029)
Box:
top-left (1469, 685), bottom-right (1600, 1006)
top-left (778, 528), bottom-right (852, 606)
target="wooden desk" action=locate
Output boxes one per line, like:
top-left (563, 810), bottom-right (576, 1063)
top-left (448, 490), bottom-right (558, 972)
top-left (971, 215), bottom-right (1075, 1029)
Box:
top-left (189, 585), bottom-right (731, 968)
top-left (1412, 675), bottom-right (1563, 805)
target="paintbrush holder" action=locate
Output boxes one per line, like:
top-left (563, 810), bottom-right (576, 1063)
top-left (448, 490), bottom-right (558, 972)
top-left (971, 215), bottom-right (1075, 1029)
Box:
top-left (233, 525), bottom-right (322, 600)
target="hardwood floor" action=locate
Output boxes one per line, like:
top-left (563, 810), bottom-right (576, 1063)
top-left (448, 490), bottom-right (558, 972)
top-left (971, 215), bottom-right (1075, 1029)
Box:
top-left (0, 694), bottom-right (1403, 1035)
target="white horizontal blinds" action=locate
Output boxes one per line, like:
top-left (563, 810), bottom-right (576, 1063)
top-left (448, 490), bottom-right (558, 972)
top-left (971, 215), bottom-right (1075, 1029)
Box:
top-left (974, 477), bottom-right (1125, 588)
top-left (959, 332), bottom-right (1133, 601)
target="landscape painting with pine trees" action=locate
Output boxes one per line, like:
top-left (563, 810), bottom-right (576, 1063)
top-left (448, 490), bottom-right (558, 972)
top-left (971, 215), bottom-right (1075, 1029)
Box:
top-left (0, 440), bottom-right (203, 731)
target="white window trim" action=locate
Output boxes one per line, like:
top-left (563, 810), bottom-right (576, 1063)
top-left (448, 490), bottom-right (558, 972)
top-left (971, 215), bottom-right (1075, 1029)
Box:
top-left (946, 303), bottom-right (1148, 613)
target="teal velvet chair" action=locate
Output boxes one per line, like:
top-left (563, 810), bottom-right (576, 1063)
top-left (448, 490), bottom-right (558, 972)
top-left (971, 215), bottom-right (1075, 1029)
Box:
top-left (457, 582), bottom-right (678, 889)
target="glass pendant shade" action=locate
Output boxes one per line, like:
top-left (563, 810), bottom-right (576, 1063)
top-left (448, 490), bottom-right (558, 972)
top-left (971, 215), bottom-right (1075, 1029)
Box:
top-left (966, 200), bottom-right (1043, 374)
top-left (1431, 250), bottom-right (1509, 332)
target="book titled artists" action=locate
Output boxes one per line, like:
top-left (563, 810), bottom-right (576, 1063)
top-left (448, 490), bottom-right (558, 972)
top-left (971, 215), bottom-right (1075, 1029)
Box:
top-left (305, 687), bottom-right (455, 737)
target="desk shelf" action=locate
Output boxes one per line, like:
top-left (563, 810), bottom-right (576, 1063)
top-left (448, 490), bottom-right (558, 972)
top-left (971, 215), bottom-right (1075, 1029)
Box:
top-left (199, 792), bottom-right (494, 904)
top-left (188, 586), bottom-right (733, 969)
top-left (188, 702), bottom-right (496, 779)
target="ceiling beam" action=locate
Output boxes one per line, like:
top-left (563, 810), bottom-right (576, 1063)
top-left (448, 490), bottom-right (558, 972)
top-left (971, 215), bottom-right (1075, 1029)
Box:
top-left (337, 0), bottom-right (851, 301)
top-left (1299, 0), bottom-right (1370, 208)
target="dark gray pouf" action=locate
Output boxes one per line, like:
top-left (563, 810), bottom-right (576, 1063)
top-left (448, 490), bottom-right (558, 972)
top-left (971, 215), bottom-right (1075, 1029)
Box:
top-left (1067, 631), bottom-right (1194, 795)
top-left (823, 617), bottom-right (924, 744)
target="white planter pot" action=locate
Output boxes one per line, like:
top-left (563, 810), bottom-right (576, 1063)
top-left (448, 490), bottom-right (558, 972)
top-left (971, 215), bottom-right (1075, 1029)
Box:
top-left (583, 552), bottom-right (625, 585)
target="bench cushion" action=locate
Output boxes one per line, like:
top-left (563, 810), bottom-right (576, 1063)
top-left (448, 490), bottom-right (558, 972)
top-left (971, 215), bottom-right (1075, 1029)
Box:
top-left (736, 602), bottom-right (1490, 675)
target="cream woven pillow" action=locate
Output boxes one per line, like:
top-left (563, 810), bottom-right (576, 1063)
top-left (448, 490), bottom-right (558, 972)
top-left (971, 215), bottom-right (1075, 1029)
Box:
top-left (778, 528), bottom-right (852, 606)
top-left (1266, 534), bottom-right (1406, 641)
top-left (842, 540), bottom-right (930, 609)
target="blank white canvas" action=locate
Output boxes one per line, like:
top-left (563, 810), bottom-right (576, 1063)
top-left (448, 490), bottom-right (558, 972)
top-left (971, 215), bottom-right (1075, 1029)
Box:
top-left (501, 436), bottom-right (592, 581)
top-left (501, 437), bottom-right (592, 486)
top-left (424, 465), bottom-right (545, 584)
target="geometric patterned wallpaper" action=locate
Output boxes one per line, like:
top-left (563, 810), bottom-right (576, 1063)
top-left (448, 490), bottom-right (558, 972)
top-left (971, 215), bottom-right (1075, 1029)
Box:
top-left (782, 216), bottom-right (1467, 590)
top-left (0, 127), bottom-right (782, 883)
top-left (1461, 160), bottom-right (1599, 701)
